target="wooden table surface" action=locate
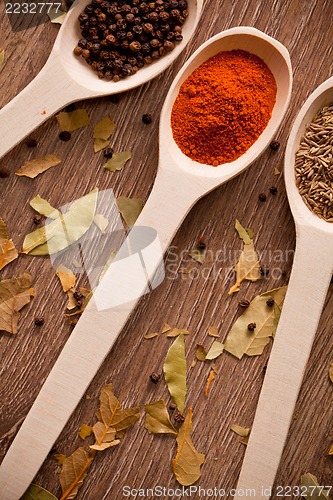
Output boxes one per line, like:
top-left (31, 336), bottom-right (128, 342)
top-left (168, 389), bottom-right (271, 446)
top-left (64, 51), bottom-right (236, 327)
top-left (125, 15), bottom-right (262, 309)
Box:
top-left (1, 0), bottom-right (333, 498)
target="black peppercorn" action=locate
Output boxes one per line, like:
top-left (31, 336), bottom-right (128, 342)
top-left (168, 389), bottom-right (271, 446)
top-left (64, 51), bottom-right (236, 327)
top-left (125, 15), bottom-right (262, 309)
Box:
top-left (34, 317), bottom-right (45, 327)
top-left (59, 131), bottom-right (72, 142)
top-left (26, 138), bottom-right (38, 148)
top-left (270, 140), bottom-right (280, 151)
top-left (104, 147), bottom-right (114, 158)
top-left (142, 113), bottom-right (152, 124)
top-left (164, 40), bottom-right (175, 51)
top-left (174, 411), bottom-right (185, 423)
top-left (266, 298), bottom-right (275, 307)
top-left (150, 372), bottom-right (160, 384)
top-left (169, 402), bottom-right (176, 411)
top-left (247, 322), bottom-right (256, 331)
top-left (33, 215), bottom-right (42, 225)
top-left (259, 192), bottom-right (267, 202)
top-left (270, 186), bottom-right (278, 195)
top-left (0, 167), bottom-right (10, 178)
top-left (260, 266), bottom-right (269, 277)
top-left (239, 299), bottom-right (250, 308)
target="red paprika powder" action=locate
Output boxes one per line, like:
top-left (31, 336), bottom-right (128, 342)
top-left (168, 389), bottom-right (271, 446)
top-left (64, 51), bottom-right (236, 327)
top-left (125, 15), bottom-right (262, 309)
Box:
top-left (171, 49), bottom-right (277, 166)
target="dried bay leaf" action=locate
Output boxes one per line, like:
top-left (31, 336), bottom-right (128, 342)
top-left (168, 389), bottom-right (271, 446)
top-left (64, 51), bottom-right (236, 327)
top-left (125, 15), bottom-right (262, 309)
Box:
top-left (144, 332), bottom-right (159, 339)
top-left (30, 196), bottom-right (59, 219)
top-left (93, 138), bottom-right (110, 153)
top-left (0, 49), bottom-right (4, 67)
top-left (48, 8), bottom-right (66, 24)
top-left (230, 424), bottom-right (251, 438)
top-left (54, 453), bottom-right (67, 465)
top-left (78, 424), bottom-right (93, 440)
top-left (235, 220), bottom-right (253, 245)
top-left (0, 217), bottom-right (18, 271)
top-left (228, 240), bottom-right (261, 294)
top-left (21, 484), bottom-right (58, 500)
top-left (145, 400), bottom-right (178, 435)
top-left (300, 473), bottom-right (330, 499)
top-left (16, 155), bottom-right (61, 179)
top-left (94, 116), bottom-right (116, 140)
top-left (93, 214), bottom-right (108, 233)
top-left (59, 447), bottom-right (94, 500)
top-left (90, 421), bottom-right (120, 451)
top-left (208, 326), bottom-right (219, 337)
top-left (206, 341), bottom-right (224, 360)
top-left (224, 286), bottom-right (287, 359)
top-left (163, 334), bottom-right (187, 412)
top-left (56, 265), bottom-right (76, 293)
top-left (0, 272), bottom-right (33, 334)
top-left (56, 109), bottom-right (90, 132)
top-left (22, 188), bottom-right (98, 255)
top-left (161, 323), bottom-right (171, 334)
top-left (195, 344), bottom-right (207, 361)
top-left (328, 445), bottom-right (333, 455)
top-left (172, 408), bottom-right (205, 486)
top-left (189, 249), bottom-right (205, 264)
top-left (329, 362), bottom-right (333, 383)
top-left (104, 152), bottom-right (132, 173)
top-left (166, 328), bottom-right (190, 337)
top-left (116, 196), bottom-right (143, 227)
top-left (274, 167), bottom-right (281, 175)
top-left (97, 384), bottom-right (140, 433)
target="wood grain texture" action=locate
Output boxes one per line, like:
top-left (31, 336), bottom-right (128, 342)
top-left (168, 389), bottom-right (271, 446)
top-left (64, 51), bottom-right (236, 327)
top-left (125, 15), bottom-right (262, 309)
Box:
top-left (0, 1), bottom-right (332, 499)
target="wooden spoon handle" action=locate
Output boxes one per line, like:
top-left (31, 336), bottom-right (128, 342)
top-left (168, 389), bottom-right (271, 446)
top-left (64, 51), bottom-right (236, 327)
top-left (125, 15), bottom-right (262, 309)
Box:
top-left (0, 170), bottom-right (197, 499)
top-left (235, 226), bottom-right (333, 498)
top-left (0, 58), bottom-right (86, 160)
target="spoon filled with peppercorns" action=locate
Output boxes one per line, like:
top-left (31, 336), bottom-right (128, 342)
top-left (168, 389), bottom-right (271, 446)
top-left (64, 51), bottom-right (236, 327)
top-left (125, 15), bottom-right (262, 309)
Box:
top-left (0, 0), bottom-right (202, 160)
top-left (0, 27), bottom-right (292, 499)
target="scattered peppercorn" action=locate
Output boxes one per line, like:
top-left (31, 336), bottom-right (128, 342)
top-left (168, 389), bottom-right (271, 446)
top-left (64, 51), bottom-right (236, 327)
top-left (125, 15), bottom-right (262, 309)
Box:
top-left (247, 322), bottom-right (256, 331)
top-left (26, 138), bottom-right (38, 148)
top-left (174, 410), bottom-right (185, 423)
top-left (149, 372), bottom-right (160, 384)
top-left (64, 103), bottom-right (76, 112)
top-left (262, 364), bottom-right (267, 374)
top-left (239, 299), bottom-right (250, 308)
top-left (74, 0), bottom-right (188, 80)
top-left (0, 167), bottom-right (10, 178)
top-left (104, 147), bottom-right (114, 158)
top-left (269, 186), bottom-right (278, 195)
top-left (260, 266), bottom-right (269, 277)
top-left (197, 235), bottom-right (206, 250)
top-left (33, 215), bottom-right (42, 225)
top-left (169, 402), bottom-right (177, 411)
top-left (59, 131), bottom-right (72, 142)
top-left (142, 113), bottom-right (152, 124)
top-left (259, 193), bottom-right (267, 202)
top-left (266, 297), bottom-right (275, 307)
top-left (270, 140), bottom-right (280, 151)
top-left (34, 317), bottom-right (45, 326)
top-left (109, 94), bottom-right (121, 104)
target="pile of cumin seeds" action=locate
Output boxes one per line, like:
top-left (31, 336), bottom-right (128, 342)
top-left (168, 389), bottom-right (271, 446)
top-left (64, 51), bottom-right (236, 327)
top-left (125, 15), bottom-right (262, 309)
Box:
top-left (295, 103), bottom-right (333, 222)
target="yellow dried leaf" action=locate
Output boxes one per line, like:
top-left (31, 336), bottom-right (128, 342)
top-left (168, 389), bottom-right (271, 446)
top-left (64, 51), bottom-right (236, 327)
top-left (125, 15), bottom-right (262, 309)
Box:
top-left (328, 445), bottom-right (333, 455)
top-left (104, 151), bottom-right (132, 172)
top-left (66, 290), bottom-right (77, 311)
top-left (195, 344), bottom-right (207, 361)
top-left (93, 138), bottom-right (110, 153)
top-left (235, 220), bottom-right (253, 245)
top-left (166, 328), bottom-right (190, 337)
top-left (224, 286), bottom-right (287, 359)
top-left (90, 421), bottom-right (119, 451)
top-left (145, 400), bottom-right (178, 435)
top-left (204, 367), bottom-right (216, 396)
top-left (208, 326), bottom-right (219, 337)
top-left (54, 453), bottom-right (67, 465)
top-left (30, 196), bottom-right (59, 219)
top-left (56, 109), bottom-right (90, 132)
top-left (90, 440), bottom-right (120, 451)
top-left (189, 249), bottom-right (205, 264)
top-left (230, 424), bottom-right (251, 438)
top-left (116, 196), bottom-right (143, 227)
top-left (206, 341), bottom-right (224, 360)
top-left (94, 116), bottom-right (116, 140)
top-left (56, 265), bottom-right (76, 293)
top-left (78, 424), bottom-right (93, 440)
top-left (329, 362), bottom-right (333, 383)
top-left (274, 167), bottom-right (281, 175)
top-left (97, 384), bottom-right (140, 433)
top-left (0, 272), bottom-right (33, 334)
top-left (300, 473), bottom-right (330, 499)
top-left (48, 8), bottom-right (66, 24)
top-left (172, 408), bottom-right (205, 486)
top-left (144, 332), bottom-right (158, 339)
top-left (161, 323), bottom-right (171, 334)
top-left (21, 484), bottom-right (58, 500)
top-left (93, 214), bottom-right (109, 233)
top-left (163, 334), bottom-right (187, 412)
top-left (0, 49), bottom-right (4, 67)
top-left (0, 217), bottom-right (18, 271)
top-left (59, 447), bottom-right (93, 500)
top-left (16, 155), bottom-right (61, 179)
top-left (228, 241), bottom-right (261, 294)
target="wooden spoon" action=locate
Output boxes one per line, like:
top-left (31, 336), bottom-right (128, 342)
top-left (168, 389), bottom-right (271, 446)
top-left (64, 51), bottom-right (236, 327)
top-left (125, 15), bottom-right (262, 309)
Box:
top-left (0, 27), bottom-right (292, 499)
top-left (0, 0), bottom-right (203, 159)
top-left (235, 76), bottom-right (333, 498)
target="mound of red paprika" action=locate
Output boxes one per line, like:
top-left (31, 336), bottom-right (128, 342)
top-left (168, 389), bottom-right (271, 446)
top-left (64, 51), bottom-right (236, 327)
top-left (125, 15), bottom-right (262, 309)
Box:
top-left (171, 49), bottom-right (277, 166)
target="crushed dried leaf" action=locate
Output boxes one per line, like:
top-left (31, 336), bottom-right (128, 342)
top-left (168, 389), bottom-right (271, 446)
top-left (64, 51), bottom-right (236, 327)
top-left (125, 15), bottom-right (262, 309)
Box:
top-left (224, 286), bottom-right (287, 359)
top-left (56, 265), bottom-right (76, 293)
top-left (329, 362), bottom-right (333, 383)
top-left (94, 116), bottom-right (116, 141)
top-left (144, 332), bottom-right (158, 339)
top-left (235, 220), bottom-right (253, 245)
top-left (204, 366), bottom-right (217, 397)
top-left (116, 196), bottom-right (143, 227)
top-left (48, 8), bottom-right (66, 24)
top-left (104, 151), bottom-right (132, 173)
top-left (228, 240), bottom-right (261, 294)
top-left (59, 447), bottom-right (94, 500)
top-left (0, 49), bottom-right (4, 67)
top-left (208, 326), bottom-right (219, 337)
top-left (274, 167), bottom-right (281, 175)
top-left (166, 328), bottom-right (190, 337)
top-left (172, 408), bottom-right (205, 486)
top-left (16, 155), bottom-right (61, 179)
top-left (189, 249), bottom-right (205, 264)
top-left (0, 217), bottom-right (18, 271)
top-left (30, 196), bottom-right (59, 219)
top-left (21, 484), bottom-right (58, 500)
top-left (195, 344), bottom-right (207, 361)
top-left (328, 445), bottom-right (333, 455)
top-left (145, 400), bottom-right (178, 435)
top-left (54, 453), bottom-right (67, 465)
top-left (22, 188), bottom-right (98, 255)
top-left (78, 424), bottom-right (93, 440)
top-left (161, 323), bottom-right (171, 334)
top-left (206, 341), bottom-right (224, 360)
top-left (231, 423), bottom-right (251, 444)
top-left (93, 214), bottom-right (108, 233)
top-left (94, 138), bottom-right (110, 153)
top-left (300, 473), bottom-right (330, 499)
top-left (56, 109), bottom-right (90, 132)
top-left (163, 334), bottom-right (187, 412)
top-left (0, 272), bottom-right (33, 334)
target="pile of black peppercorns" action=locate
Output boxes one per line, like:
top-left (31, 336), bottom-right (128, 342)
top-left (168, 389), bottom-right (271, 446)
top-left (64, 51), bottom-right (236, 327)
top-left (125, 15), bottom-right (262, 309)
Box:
top-left (73, 0), bottom-right (189, 81)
